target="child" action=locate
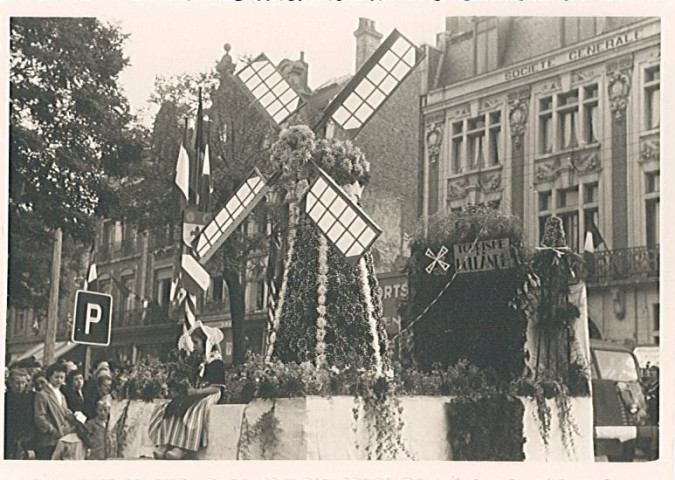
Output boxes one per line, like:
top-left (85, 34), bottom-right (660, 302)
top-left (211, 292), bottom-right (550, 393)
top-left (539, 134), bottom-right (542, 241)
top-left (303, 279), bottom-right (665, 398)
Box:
top-left (85, 395), bottom-right (112, 460)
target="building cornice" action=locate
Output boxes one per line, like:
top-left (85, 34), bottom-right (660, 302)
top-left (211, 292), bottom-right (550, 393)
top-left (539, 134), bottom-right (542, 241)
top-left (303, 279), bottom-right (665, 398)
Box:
top-left (423, 18), bottom-right (660, 117)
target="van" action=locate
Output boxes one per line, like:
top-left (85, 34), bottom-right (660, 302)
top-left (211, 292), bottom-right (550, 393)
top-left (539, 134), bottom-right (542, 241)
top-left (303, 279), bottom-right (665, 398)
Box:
top-left (590, 339), bottom-right (658, 461)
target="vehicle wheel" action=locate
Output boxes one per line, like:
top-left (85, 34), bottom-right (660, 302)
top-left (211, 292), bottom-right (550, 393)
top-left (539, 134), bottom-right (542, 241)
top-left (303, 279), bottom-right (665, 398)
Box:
top-left (607, 441), bottom-right (635, 462)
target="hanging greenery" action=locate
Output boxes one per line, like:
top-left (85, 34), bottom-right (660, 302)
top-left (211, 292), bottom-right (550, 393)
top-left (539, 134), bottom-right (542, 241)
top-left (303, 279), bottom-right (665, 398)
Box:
top-left (446, 395), bottom-right (525, 461)
top-left (237, 401), bottom-right (282, 460)
top-left (351, 370), bottom-right (413, 460)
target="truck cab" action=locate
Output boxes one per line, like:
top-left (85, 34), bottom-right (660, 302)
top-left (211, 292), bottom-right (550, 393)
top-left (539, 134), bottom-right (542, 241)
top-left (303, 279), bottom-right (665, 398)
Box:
top-left (590, 339), bottom-right (658, 461)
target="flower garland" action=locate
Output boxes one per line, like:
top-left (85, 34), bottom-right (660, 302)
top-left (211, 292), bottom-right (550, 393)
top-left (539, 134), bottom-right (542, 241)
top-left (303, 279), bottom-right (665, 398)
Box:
top-left (359, 256), bottom-right (382, 377)
top-left (315, 233), bottom-right (329, 368)
top-left (265, 201), bottom-right (298, 361)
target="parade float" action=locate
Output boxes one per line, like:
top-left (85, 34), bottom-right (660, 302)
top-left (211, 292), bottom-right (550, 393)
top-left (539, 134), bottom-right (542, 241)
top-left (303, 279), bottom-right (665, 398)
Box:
top-left (106, 127), bottom-right (593, 461)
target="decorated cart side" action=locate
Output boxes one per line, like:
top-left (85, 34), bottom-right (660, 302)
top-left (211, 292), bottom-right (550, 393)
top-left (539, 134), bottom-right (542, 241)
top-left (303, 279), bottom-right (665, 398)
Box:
top-left (105, 30), bottom-right (594, 461)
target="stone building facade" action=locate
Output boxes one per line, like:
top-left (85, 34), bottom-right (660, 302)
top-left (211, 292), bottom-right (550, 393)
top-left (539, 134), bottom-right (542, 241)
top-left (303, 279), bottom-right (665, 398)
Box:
top-left (419, 17), bottom-right (660, 354)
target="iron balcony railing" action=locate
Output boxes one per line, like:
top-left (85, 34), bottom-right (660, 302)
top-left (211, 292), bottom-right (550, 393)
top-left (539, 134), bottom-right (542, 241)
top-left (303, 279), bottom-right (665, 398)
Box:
top-left (588, 245), bottom-right (659, 286)
top-left (115, 305), bottom-right (172, 328)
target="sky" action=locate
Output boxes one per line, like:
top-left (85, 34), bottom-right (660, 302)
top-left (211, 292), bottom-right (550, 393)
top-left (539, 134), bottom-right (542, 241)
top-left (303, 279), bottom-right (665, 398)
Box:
top-left (104, 2), bottom-right (447, 123)
top-left (4, 0), bottom-right (670, 125)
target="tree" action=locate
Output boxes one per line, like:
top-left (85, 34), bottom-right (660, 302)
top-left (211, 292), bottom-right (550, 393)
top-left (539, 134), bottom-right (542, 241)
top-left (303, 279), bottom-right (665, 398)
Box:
top-left (9, 18), bottom-right (139, 310)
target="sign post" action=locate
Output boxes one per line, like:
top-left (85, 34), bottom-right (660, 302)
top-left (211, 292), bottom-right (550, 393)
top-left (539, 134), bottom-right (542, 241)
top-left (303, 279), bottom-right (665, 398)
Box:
top-left (72, 290), bottom-right (113, 346)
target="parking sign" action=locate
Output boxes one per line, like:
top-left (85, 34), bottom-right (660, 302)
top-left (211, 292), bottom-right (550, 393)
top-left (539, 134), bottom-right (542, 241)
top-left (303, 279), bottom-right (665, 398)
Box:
top-left (72, 290), bottom-right (113, 346)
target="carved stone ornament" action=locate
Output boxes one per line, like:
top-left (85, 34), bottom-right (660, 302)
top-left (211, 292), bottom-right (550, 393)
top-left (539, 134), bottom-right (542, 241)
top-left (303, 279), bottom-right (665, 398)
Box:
top-left (426, 121), bottom-right (444, 164)
top-left (449, 104), bottom-right (470, 120)
top-left (447, 178), bottom-right (470, 199)
top-left (480, 97), bottom-right (502, 113)
top-left (640, 137), bottom-right (660, 163)
top-left (607, 56), bottom-right (633, 123)
top-left (478, 173), bottom-right (502, 193)
top-left (572, 68), bottom-right (599, 86)
top-left (607, 71), bottom-right (631, 122)
top-left (535, 158), bottom-right (562, 183)
top-left (508, 89), bottom-right (530, 148)
top-left (571, 151), bottom-right (601, 173)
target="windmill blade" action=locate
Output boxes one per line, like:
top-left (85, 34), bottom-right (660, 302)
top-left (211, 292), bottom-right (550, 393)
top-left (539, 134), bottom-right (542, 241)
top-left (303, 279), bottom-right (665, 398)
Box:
top-left (304, 167), bottom-right (382, 264)
top-left (194, 168), bottom-right (272, 265)
top-left (314, 30), bottom-right (424, 137)
top-left (234, 53), bottom-right (304, 128)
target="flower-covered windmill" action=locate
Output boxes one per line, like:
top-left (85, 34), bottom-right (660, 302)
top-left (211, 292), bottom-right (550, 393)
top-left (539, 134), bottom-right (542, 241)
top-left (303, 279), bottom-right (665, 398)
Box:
top-left (189, 30), bottom-right (424, 373)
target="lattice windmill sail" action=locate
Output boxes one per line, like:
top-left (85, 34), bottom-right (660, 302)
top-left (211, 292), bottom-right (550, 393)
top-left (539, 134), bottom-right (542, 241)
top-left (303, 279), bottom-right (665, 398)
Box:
top-left (193, 168), bottom-right (277, 265)
top-left (314, 29), bottom-right (424, 138)
top-left (305, 167), bottom-right (382, 264)
top-left (234, 53), bottom-right (304, 127)
top-left (193, 31), bottom-right (424, 265)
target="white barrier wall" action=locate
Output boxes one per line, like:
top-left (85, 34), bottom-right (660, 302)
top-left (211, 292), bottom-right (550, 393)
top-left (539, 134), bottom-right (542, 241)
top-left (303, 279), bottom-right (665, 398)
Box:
top-left (108, 395), bottom-right (592, 461)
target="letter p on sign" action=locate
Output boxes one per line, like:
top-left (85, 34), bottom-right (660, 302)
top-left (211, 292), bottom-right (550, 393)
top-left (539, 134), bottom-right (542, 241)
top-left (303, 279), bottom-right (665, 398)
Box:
top-left (72, 290), bottom-right (113, 346)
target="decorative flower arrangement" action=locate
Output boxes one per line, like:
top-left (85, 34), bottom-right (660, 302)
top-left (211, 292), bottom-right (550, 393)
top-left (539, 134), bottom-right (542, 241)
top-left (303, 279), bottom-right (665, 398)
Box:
top-left (269, 125), bottom-right (315, 193)
top-left (312, 138), bottom-right (370, 187)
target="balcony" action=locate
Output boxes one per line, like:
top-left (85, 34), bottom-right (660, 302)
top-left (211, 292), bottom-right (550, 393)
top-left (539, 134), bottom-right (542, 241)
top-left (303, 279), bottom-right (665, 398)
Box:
top-left (587, 246), bottom-right (659, 287)
top-left (115, 305), bottom-right (172, 328)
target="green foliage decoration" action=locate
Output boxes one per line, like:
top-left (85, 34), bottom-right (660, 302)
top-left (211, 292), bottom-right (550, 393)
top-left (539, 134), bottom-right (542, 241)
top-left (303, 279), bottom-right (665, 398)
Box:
top-left (237, 401), bottom-right (283, 460)
top-left (409, 204), bottom-right (530, 380)
top-left (446, 395), bottom-right (525, 461)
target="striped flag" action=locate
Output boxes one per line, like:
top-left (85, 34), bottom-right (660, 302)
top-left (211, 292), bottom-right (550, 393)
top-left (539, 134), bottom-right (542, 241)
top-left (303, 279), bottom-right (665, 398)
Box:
top-left (265, 225), bottom-right (283, 331)
top-left (184, 293), bottom-right (197, 330)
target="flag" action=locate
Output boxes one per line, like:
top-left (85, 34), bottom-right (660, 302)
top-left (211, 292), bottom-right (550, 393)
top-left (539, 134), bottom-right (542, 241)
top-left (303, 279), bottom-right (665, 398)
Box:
top-left (190, 89), bottom-right (204, 207)
top-left (583, 231), bottom-right (596, 276)
top-left (184, 293), bottom-right (197, 330)
top-left (181, 253), bottom-right (210, 294)
top-left (112, 276), bottom-right (133, 298)
top-left (175, 119), bottom-right (190, 214)
top-left (86, 261), bottom-right (98, 290)
top-left (265, 225), bottom-right (284, 330)
top-left (200, 142), bottom-right (213, 212)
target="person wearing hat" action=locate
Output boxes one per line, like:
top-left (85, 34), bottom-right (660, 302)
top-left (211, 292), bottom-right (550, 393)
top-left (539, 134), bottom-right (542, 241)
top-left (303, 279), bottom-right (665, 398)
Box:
top-left (148, 321), bottom-right (225, 460)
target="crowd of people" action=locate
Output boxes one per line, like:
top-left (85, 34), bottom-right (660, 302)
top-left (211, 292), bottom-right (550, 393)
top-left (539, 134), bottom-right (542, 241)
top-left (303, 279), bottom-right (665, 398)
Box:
top-left (4, 357), bottom-right (121, 460)
top-left (5, 321), bottom-right (226, 461)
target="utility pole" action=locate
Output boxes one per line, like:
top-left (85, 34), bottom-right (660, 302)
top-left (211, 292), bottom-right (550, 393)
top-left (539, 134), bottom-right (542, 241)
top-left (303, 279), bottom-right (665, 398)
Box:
top-left (44, 227), bottom-right (62, 365)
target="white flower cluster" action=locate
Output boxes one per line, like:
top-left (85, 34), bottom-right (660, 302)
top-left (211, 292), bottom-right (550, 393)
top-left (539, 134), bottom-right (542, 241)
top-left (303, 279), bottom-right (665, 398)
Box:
top-left (315, 234), bottom-right (329, 368)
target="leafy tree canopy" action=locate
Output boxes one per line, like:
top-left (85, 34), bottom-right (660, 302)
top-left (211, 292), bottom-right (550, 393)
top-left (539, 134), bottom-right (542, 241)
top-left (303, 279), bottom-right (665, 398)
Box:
top-left (9, 18), bottom-right (140, 308)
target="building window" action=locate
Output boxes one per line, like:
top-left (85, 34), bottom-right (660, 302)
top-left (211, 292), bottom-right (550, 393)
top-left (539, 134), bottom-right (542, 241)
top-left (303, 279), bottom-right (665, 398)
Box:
top-left (537, 83), bottom-right (599, 155)
top-left (645, 171), bottom-right (660, 248)
top-left (562, 17), bottom-right (597, 45)
top-left (644, 65), bottom-right (660, 130)
top-left (255, 280), bottom-right (266, 312)
top-left (475, 18), bottom-right (498, 74)
top-left (155, 277), bottom-right (172, 307)
top-left (123, 275), bottom-right (135, 312)
top-left (451, 111), bottom-right (502, 173)
top-left (538, 182), bottom-right (599, 251)
top-left (14, 310), bottom-right (26, 335)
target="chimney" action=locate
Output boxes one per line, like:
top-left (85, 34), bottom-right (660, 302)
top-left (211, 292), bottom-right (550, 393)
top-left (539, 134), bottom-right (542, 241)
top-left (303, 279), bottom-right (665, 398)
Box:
top-left (354, 18), bottom-right (383, 71)
top-left (278, 52), bottom-right (310, 94)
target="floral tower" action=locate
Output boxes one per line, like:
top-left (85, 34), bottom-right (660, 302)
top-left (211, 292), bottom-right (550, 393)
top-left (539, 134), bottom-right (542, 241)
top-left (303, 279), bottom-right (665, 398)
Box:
top-left (265, 126), bottom-right (388, 373)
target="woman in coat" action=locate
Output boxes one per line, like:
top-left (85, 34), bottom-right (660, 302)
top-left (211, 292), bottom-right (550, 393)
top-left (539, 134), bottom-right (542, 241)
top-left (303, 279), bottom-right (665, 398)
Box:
top-left (33, 363), bottom-right (77, 459)
top-left (149, 321), bottom-right (225, 460)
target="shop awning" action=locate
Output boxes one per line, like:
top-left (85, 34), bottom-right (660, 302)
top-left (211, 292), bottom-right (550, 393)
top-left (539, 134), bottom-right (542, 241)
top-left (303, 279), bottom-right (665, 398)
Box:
top-left (12, 341), bottom-right (78, 365)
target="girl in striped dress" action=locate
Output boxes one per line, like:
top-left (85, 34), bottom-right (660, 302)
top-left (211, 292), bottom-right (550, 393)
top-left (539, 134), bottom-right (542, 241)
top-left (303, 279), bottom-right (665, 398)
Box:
top-left (149, 322), bottom-right (225, 460)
